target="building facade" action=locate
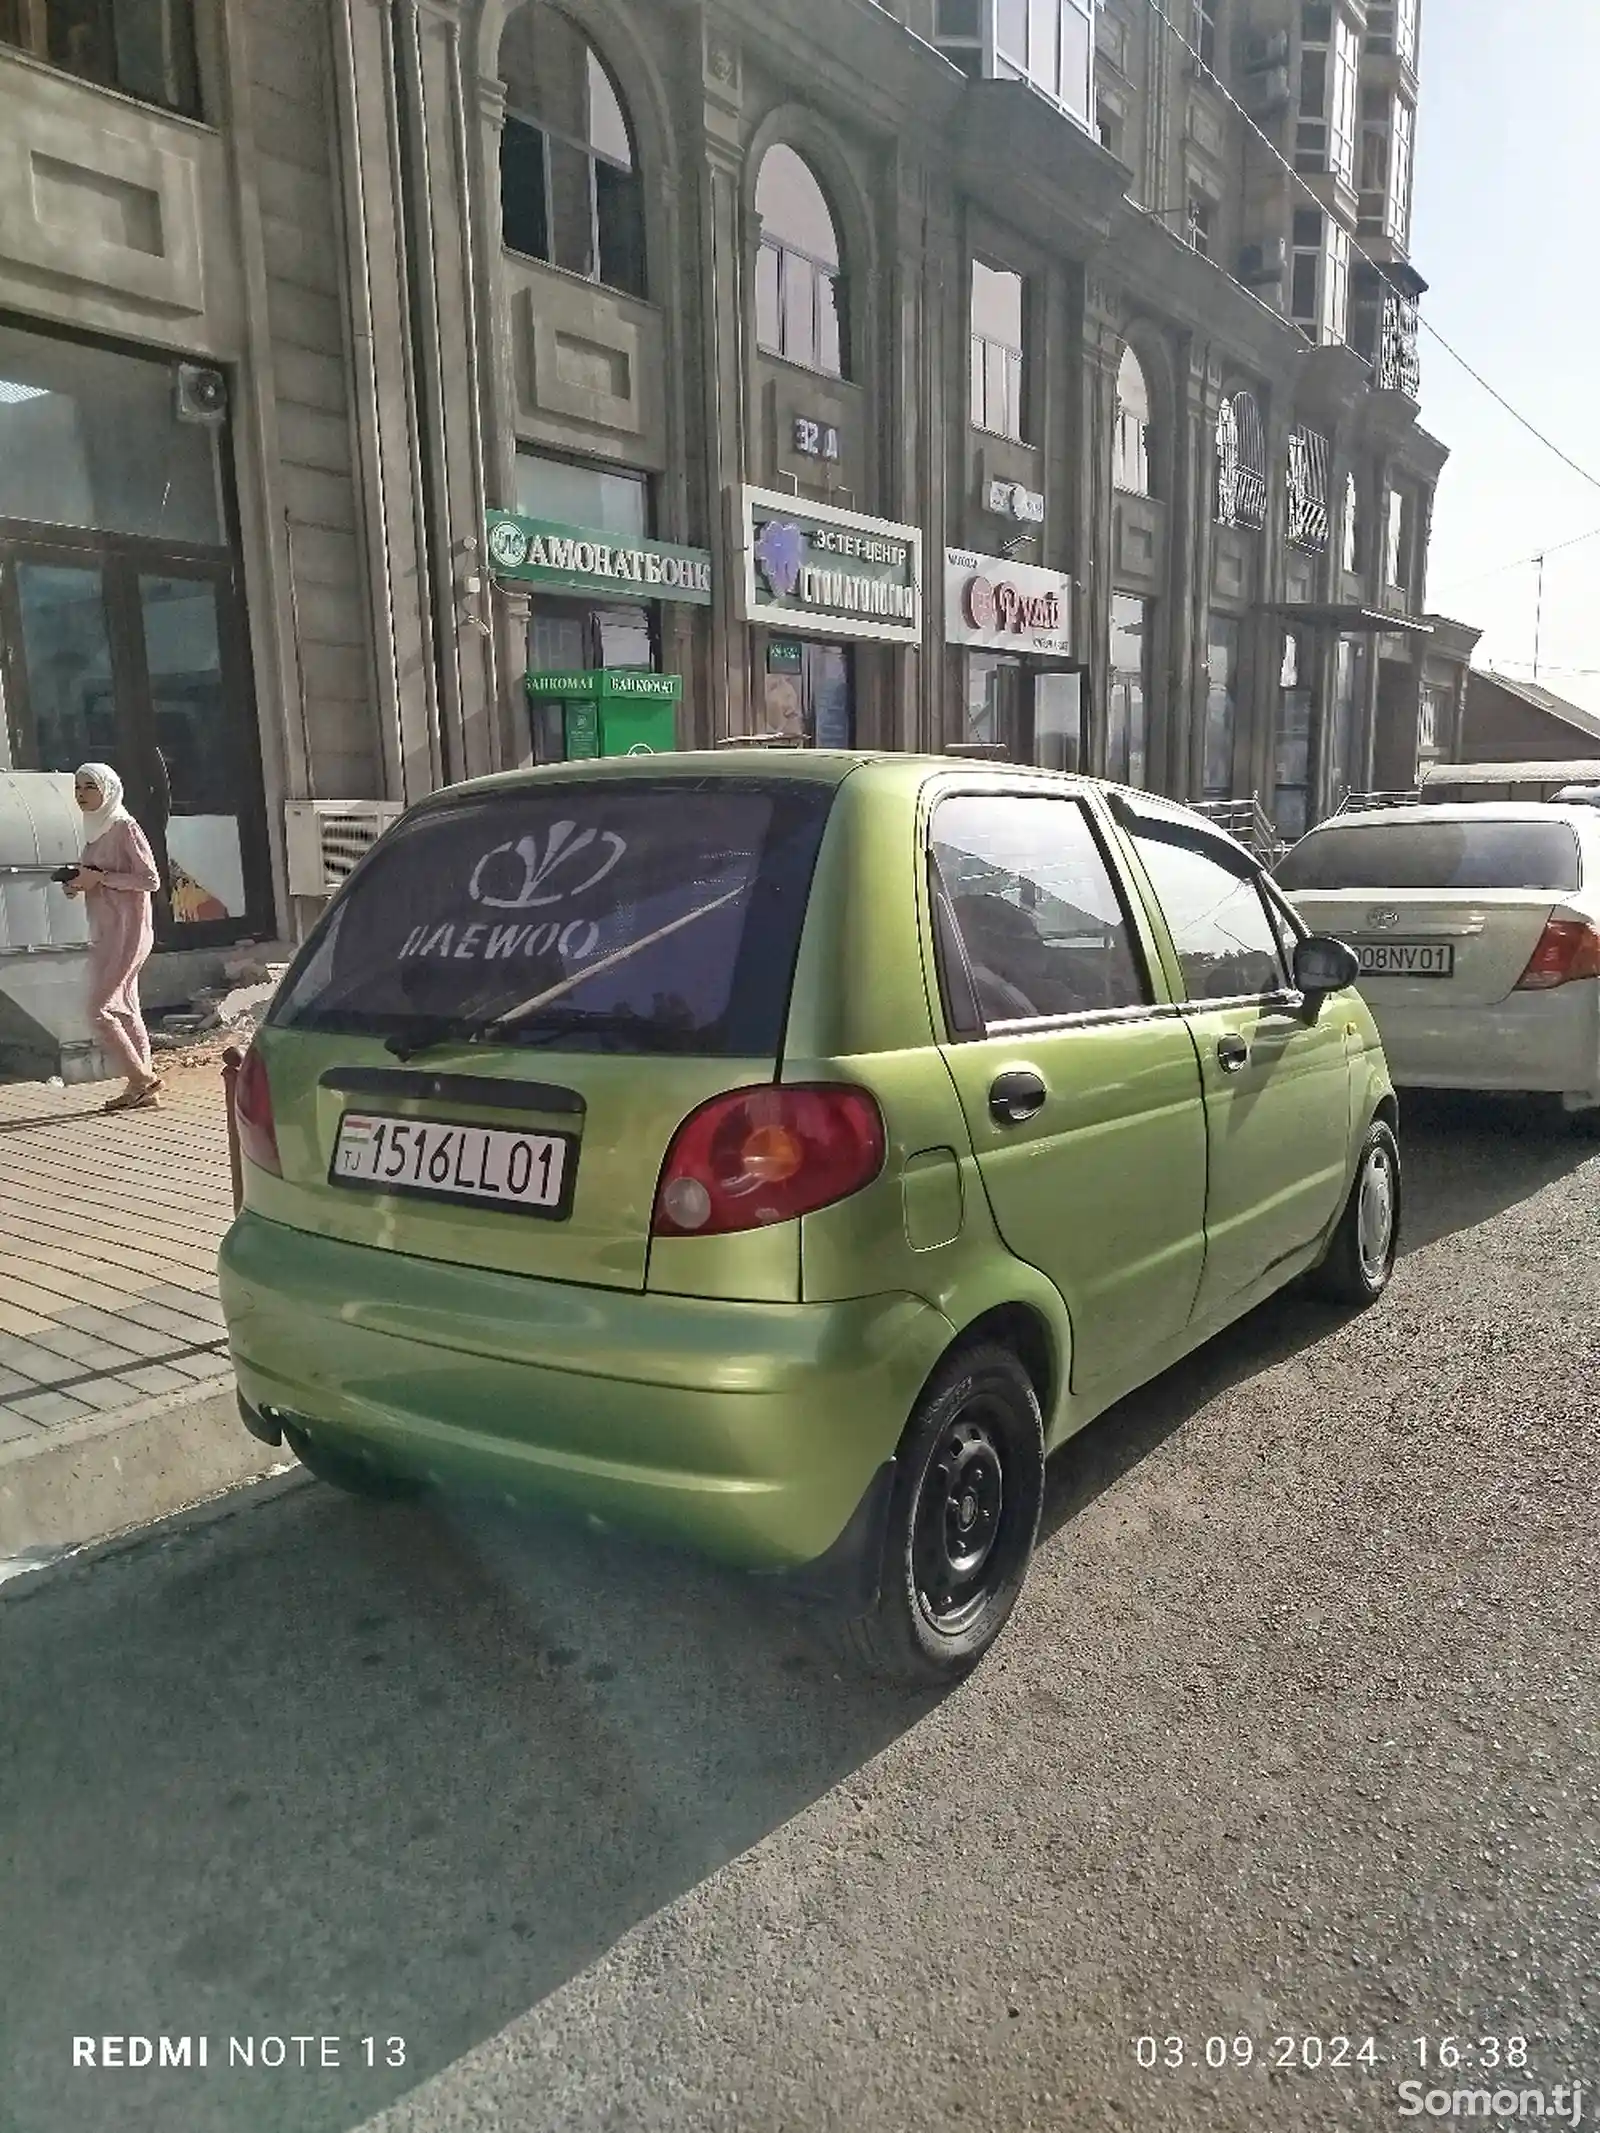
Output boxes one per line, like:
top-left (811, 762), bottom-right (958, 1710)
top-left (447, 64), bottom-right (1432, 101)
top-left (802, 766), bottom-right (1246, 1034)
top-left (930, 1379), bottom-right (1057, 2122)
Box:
top-left (0, 0), bottom-right (1469, 961)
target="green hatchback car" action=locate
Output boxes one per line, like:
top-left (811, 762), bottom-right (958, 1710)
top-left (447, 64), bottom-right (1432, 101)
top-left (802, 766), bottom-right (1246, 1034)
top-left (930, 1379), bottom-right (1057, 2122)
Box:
top-left (221, 754), bottom-right (1398, 1682)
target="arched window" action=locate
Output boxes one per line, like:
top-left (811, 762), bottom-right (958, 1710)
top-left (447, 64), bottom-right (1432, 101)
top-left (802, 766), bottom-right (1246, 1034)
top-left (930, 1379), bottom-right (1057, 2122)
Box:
top-left (754, 145), bottom-right (846, 378)
top-left (499, 5), bottom-right (645, 298)
top-left (1215, 388), bottom-right (1266, 529)
top-left (1112, 345), bottom-right (1151, 496)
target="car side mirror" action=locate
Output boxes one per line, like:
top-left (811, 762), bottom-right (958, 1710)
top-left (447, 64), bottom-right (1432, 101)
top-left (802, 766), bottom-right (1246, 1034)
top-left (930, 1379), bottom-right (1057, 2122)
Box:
top-left (1293, 934), bottom-right (1360, 1002)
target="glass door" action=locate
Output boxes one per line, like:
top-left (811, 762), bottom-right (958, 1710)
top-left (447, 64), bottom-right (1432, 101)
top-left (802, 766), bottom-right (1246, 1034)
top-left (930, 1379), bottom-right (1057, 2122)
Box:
top-left (131, 562), bottom-right (266, 942)
top-left (0, 536), bottom-right (268, 947)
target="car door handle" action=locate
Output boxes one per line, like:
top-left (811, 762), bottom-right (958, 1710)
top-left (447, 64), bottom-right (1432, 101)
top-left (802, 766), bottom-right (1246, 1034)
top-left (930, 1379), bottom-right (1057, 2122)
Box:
top-left (989, 1068), bottom-right (1048, 1125)
top-left (1216, 1032), bottom-right (1250, 1074)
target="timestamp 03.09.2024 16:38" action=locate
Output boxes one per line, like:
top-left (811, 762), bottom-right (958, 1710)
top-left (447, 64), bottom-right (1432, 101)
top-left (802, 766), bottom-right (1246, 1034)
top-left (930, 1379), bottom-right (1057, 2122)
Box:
top-left (1132, 2034), bottom-right (1536, 2077)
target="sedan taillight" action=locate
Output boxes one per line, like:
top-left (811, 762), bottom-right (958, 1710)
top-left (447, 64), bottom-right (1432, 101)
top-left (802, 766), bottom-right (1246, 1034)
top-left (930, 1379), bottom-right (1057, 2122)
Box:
top-left (1514, 919), bottom-right (1600, 991)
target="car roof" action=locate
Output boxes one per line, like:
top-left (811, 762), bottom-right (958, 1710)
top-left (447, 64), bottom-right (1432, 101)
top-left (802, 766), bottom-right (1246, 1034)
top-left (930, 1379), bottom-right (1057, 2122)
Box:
top-left (430, 750), bottom-right (1218, 818)
top-left (1299, 801), bottom-right (1600, 833)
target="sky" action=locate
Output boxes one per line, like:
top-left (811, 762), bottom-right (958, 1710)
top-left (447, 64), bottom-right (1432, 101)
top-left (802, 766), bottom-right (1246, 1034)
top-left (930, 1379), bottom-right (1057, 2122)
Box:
top-left (1413, 0), bottom-right (1600, 714)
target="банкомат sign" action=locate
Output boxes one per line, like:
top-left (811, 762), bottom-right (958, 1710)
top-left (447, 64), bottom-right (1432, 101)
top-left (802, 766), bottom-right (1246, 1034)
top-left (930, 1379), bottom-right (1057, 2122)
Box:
top-left (944, 549), bottom-right (1073, 658)
top-left (486, 512), bottom-right (713, 604)
top-left (738, 487), bottom-right (923, 644)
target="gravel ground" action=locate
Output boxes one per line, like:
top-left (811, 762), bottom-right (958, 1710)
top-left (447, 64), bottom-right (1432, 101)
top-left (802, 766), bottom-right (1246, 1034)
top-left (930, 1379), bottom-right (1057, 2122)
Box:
top-left (2, 1092), bottom-right (1598, 2133)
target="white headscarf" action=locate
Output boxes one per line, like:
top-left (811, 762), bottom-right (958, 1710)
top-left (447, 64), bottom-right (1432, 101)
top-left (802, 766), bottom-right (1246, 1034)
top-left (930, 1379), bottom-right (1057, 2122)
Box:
top-left (76, 763), bottom-right (133, 845)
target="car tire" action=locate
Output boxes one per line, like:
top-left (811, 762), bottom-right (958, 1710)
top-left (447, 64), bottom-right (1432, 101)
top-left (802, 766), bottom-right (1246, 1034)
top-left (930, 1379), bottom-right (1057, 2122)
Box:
top-left (841, 1342), bottom-right (1045, 1688)
top-left (282, 1421), bottom-right (421, 1501)
top-left (1308, 1117), bottom-right (1401, 1307)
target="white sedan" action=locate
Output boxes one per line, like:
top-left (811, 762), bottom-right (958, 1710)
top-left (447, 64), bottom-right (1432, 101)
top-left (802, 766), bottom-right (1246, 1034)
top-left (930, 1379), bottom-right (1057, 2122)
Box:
top-left (1277, 802), bottom-right (1600, 1129)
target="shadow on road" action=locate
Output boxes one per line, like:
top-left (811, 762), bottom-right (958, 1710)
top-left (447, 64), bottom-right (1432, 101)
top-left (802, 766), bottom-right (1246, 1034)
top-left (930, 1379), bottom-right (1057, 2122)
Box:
top-left (0, 1487), bottom-right (932, 2133)
top-left (1394, 1088), bottom-right (1595, 1254)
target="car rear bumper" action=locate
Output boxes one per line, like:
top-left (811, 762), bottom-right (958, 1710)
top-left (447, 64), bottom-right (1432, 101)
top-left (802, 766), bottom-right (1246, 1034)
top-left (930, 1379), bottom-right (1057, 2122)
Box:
top-left (218, 1210), bottom-right (952, 1579)
top-left (1364, 979), bottom-right (1600, 1097)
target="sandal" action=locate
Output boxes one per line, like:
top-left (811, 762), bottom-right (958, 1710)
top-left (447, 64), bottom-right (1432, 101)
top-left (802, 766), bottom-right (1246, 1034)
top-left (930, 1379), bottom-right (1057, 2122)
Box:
top-left (104, 1077), bottom-right (164, 1113)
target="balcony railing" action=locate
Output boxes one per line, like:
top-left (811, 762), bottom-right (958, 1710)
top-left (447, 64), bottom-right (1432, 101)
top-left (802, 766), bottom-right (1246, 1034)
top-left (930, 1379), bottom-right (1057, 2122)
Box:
top-left (1378, 290), bottom-right (1421, 398)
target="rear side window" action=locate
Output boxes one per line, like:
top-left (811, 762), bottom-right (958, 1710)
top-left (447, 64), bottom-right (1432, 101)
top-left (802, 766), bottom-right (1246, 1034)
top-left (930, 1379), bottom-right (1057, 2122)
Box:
top-left (930, 794), bottom-right (1149, 1026)
top-left (272, 780), bottom-right (834, 1056)
top-left (1129, 824), bottom-right (1286, 1002)
top-left (1277, 818), bottom-right (1582, 892)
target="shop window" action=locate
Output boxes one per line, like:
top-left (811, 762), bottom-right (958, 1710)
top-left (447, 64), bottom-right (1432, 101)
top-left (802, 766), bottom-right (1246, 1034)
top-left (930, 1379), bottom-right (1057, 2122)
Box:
top-left (0, 0), bottom-right (199, 116)
top-left (513, 450), bottom-right (646, 538)
top-left (1202, 614), bottom-right (1239, 800)
top-left (499, 5), bottom-right (646, 299)
top-left (970, 260), bottom-right (1025, 441)
top-left (0, 321), bottom-right (223, 545)
top-left (1113, 350), bottom-right (1151, 497)
top-left (754, 145), bottom-right (847, 379)
top-left (1108, 594), bottom-right (1151, 789)
top-left (1214, 389), bottom-right (1266, 530)
top-left (964, 651), bottom-right (1022, 754)
top-left (1274, 630), bottom-right (1313, 842)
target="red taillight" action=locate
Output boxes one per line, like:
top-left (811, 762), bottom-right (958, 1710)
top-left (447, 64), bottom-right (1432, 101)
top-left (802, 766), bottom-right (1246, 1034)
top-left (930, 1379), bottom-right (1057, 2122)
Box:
top-left (652, 1085), bottom-right (886, 1238)
top-left (1514, 919), bottom-right (1600, 991)
top-left (234, 1044), bottom-right (281, 1176)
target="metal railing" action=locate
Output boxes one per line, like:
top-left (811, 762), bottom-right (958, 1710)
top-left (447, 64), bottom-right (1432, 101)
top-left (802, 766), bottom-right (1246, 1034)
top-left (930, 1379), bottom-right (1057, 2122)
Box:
top-left (1333, 788), bottom-right (1422, 814)
top-left (1190, 794), bottom-right (1289, 866)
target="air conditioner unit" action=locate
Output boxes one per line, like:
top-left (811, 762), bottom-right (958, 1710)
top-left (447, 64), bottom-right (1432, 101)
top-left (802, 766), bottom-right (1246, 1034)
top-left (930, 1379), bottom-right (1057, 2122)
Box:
top-left (176, 363), bottom-right (227, 425)
top-left (283, 799), bottom-right (403, 899)
top-left (1237, 236), bottom-right (1288, 285)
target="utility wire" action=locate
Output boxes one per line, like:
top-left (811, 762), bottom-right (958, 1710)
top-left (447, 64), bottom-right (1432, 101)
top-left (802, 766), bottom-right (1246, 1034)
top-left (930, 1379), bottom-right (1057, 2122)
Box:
top-left (1137, 0), bottom-right (1600, 498)
top-left (1431, 521), bottom-right (1600, 595)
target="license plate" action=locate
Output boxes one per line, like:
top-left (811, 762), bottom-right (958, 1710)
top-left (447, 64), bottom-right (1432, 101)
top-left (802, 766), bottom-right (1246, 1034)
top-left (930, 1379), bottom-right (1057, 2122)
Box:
top-left (330, 1111), bottom-right (574, 1217)
top-left (1355, 941), bottom-right (1455, 978)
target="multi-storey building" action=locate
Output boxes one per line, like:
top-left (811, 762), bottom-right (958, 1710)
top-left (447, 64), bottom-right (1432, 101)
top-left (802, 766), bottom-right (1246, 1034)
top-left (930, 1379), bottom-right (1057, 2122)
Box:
top-left (0, 0), bottom-right (1471, 972)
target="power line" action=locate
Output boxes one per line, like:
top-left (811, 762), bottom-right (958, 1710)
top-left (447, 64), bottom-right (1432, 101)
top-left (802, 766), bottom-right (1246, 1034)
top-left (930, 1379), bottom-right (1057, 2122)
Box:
top-left (1431, 521), bottom-right (1600, 595)
top-left (1137, 0), bottom-right (1600, 497)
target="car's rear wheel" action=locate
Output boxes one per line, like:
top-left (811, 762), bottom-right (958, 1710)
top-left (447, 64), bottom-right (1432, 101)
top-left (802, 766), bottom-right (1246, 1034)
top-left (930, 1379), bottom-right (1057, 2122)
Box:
top-left (1308, 1117), bottom-right (1400, 1306)
top-left (282, 1421), bottom-right (421, 1501)
top-left (842, 1343), bottom-right (1044, 1688)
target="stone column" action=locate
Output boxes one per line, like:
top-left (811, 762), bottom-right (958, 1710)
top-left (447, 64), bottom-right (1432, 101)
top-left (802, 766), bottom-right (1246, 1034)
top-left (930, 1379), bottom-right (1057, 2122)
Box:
top-left (1081, 277), bottom-right (1125, 778)
top-left (1170, 342), bottom-right (1222, 800)
top-left (695, 20), bottom-right (751, 741)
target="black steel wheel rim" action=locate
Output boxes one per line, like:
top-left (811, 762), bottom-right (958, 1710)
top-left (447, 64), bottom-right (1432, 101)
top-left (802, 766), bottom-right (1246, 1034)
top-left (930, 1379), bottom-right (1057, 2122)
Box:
top-left (911, 1401), bottom-right (1015, 1637)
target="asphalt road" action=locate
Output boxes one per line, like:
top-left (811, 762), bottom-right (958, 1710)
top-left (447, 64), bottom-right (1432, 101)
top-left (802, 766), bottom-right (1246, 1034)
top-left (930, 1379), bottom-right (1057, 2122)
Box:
top-left (3, 1093), bottom-right (1599, 2133)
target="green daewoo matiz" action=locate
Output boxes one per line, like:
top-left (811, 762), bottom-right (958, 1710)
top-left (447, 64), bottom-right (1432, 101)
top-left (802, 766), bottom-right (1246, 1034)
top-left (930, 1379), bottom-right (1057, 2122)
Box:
top-left (221, 753), bottom-right (1398, 1683)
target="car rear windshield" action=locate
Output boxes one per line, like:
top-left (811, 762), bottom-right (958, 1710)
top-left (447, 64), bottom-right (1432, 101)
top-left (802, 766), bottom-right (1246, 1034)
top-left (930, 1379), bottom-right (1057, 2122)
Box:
top-left (1277, 818), bottom-right (1582, 893)
top-left (271, 778), bottom-right (835, 1056)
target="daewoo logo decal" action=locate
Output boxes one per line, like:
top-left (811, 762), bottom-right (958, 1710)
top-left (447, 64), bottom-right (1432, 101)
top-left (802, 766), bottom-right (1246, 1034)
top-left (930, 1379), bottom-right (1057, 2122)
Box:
top-left (468, 821), bottom-right (627, 911)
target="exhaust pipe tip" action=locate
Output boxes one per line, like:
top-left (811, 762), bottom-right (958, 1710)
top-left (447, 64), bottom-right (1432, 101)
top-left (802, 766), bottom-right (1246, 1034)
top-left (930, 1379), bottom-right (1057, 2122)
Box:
top-left (238, 1392), bottom-right (283, 1448)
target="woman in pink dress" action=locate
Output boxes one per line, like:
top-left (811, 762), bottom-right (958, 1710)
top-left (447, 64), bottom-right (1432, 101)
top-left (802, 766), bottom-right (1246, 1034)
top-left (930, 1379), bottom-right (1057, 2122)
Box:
top-left (65, 763), bottom-right (164, 1113)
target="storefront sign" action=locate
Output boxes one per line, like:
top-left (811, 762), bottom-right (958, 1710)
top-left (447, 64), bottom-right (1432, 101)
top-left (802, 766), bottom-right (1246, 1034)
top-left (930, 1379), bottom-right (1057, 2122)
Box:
top-left (944, 548), bottom-right (1073, 658)
top-left (986, 479), bottom-right (1046, 524)
top-left (486, 512), bottom-right (713, 605)
top-left (738, 486), bottom-right (923, 645)
top-left (524, 670), bottom-right (683, 703)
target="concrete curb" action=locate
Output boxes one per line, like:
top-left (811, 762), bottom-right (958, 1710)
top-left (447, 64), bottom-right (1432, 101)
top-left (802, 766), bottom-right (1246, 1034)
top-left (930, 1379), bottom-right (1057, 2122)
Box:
top-left (0, 1379), bottom-right (290, 1574)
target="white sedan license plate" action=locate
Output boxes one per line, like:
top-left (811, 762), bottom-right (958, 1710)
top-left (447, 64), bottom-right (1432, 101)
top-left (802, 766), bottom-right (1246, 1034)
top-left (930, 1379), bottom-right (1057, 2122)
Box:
top-left (1356, 941), bottom-right (1454, 978)
top-left (331, 1111), bottom-right (573, 1217)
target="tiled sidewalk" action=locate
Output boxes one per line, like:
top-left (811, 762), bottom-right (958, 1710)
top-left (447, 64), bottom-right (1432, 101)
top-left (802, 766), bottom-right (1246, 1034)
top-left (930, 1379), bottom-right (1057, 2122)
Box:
top-left (0, 1067), bottom-right (234, 1443)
